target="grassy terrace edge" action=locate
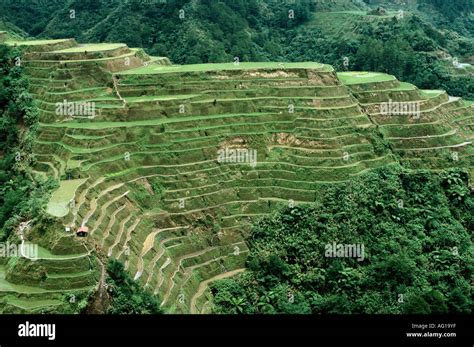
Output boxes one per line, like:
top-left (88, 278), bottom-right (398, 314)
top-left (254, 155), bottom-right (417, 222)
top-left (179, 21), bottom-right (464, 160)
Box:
top-left (117, 62), bottom-right (333, 75)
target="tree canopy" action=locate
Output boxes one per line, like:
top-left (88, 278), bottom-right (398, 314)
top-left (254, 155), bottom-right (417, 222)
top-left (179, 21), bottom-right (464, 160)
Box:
top-left (211, 167), bottom-right (473, 314)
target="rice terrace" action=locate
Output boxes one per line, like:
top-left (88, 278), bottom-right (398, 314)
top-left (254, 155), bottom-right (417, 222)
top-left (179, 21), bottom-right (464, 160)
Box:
top-left (0, 1), bottom-right (472, 338)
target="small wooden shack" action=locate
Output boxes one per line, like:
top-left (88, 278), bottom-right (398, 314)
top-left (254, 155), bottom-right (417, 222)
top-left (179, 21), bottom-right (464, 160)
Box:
top-left (77, 226), bottom-right (89, 237)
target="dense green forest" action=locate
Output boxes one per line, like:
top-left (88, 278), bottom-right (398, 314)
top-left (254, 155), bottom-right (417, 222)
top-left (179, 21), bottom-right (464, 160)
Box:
top-left (0, 44), bottom-right (53, 241)
top-left (366, 0), bottom-right (474, 36)
top-left (211, 167), bottom-right (473, 314)
top-left (106, 260), bottom-right (162, 314)
top-left (0, 0), bottom-right (472, 99)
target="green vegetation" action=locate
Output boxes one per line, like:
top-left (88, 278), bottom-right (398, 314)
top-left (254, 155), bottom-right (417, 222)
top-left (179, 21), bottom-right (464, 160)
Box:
top-left (0, 44), bottom-right (54, 241)
top-left (211, 167), bottom-right (473, 314)
top-left (53, 43), bottom-right (126, 53)
top-left (18, 30), bottom-right (470, 315)
top-left (40, 112), bottom-right (278, 129)
top-left (120, 62), bottom-right (329, 75)
top-left (0, 0), bottom-right (472, 315)
top-left (0, 43), bottom-right (101, 314)
top-left (0, 265), bottom-right (47, 293)
top-left (106, 260), bottom-right (162, 314)
top-left (1, 0), bottom-right (472, 99)
top-left (6, 39), bottom-right (71, 46)
top-left (337, 72), bottom-right (396, 85)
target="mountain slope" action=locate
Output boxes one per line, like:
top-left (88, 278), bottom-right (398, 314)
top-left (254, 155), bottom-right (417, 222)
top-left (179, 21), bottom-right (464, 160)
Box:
top-left (1, 35), bottom-right (472, 313)
top-left (363, 0), bottom-right (474, 36)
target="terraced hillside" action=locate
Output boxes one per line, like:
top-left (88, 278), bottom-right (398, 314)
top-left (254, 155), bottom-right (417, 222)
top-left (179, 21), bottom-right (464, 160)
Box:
top-left (3, 36), bottom-right (473, 314)
top-left (0, 221), bottom-right (97, 313)
top-left (339, 72), bottom-right (474, 174)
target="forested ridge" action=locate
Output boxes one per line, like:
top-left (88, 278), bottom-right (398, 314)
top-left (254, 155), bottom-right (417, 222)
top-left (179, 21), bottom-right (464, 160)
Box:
top-left (1, 0), bottom-right (472, 99)
top-left (0, 44), bottom-right (54, 241)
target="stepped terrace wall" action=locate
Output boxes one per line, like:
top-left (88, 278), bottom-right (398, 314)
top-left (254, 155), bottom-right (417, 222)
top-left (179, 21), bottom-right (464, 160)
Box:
top-left (12, 37), bottom-right (474, 313)
top-left (340, 72), bottom-right (473, 171)
top-left (28, 61), bottom-right (406, 313)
